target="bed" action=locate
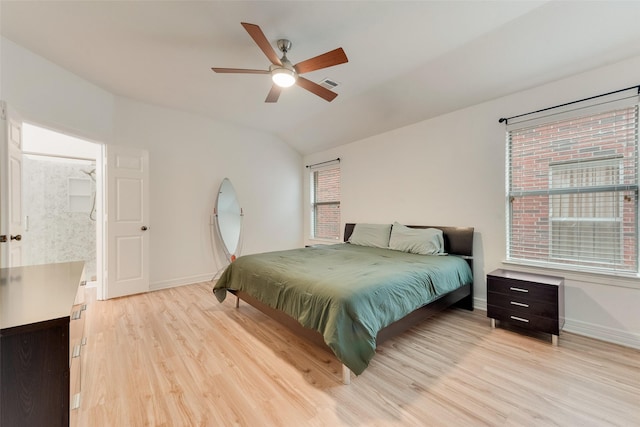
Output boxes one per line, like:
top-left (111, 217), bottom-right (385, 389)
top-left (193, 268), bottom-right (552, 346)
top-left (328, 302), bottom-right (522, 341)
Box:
top-left (212, 223), bottom-right (474, 384)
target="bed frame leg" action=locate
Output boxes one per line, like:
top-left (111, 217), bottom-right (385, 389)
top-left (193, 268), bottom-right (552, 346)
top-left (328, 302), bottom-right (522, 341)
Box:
top-left (454, 292), bottom-right (474, 311)
top-left (342, 364), bottom-right (351, 385)
top-left (235, 295), bottom-right (240, 308)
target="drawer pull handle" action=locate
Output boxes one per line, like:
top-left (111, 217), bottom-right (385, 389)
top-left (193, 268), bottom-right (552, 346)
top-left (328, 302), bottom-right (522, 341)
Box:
top-left (71, 393), bottom-right (81, 410)
top-left (510, 287), bottom-right (529, 293)
top-left (510, 301), bottom-right (529, 308)
top-left (510, 315), bottom-right (530, 323)
top-left (72, 344), bottom-right (81, 358)
top-left (71, 310), bottom-right (81, 320)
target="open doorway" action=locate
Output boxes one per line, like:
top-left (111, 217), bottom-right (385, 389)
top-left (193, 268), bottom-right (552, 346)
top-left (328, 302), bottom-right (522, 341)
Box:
top-left (22, 123), bottom-right (103, 288)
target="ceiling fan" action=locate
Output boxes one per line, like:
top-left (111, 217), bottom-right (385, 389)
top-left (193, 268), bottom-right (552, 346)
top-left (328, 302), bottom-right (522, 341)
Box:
top-left (212, 22), bottom-right (348, 103)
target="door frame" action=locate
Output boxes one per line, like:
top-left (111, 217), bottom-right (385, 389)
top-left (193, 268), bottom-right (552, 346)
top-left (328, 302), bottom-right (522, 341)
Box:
top-left (0, 106), bottom-right (106, 296)
top-left (0, 102), bottom-right (8, 267)
top-left (0, 102), bottom-right (24, 267)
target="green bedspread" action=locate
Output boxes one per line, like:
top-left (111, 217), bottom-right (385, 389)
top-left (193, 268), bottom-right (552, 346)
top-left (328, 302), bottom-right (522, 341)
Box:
top-left (213, 243), bottom-right (473, 375)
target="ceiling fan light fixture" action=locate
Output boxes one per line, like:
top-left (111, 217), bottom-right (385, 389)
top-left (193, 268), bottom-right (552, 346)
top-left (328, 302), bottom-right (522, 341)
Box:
top-left (271, 67), bottom-right (297, 88)
top-left (212, 25), bottom-right (348, 102)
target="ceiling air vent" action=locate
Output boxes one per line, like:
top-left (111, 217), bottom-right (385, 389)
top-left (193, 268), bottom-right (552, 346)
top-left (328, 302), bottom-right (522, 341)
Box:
top-left (319, 78), bottom-right (339, 90)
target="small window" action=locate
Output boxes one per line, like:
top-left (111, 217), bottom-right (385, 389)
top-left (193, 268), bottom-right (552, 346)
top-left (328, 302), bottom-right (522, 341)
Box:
top-left (310, 165), bottom-right (340, 240)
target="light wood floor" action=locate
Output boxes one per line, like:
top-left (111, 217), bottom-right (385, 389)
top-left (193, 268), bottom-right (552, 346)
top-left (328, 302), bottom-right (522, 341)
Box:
top-left (76, 282), bottom-right (640, 426)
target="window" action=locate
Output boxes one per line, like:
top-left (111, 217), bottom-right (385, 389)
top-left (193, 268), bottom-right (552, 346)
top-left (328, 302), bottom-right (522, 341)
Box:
top-left (310, 164), bottom-right (340, 240)
top-left (506, 89), bottom-right (639, 275)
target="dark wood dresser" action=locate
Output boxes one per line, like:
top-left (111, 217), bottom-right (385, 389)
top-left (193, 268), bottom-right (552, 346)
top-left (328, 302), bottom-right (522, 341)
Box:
top-left (487, 269), bottom-right (565, 345)
top-left (0, 262), bottom-right (85, 427)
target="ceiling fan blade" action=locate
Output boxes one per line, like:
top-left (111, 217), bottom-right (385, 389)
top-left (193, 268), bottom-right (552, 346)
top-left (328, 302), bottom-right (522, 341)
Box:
top-left (294, 48), bottom-right (348, 74)
top-left (241, 22), bottom-right (282, 66)
top-left (265, 85), bottom-right (282, 103)
top-left (211, 68), bottom-right (269, 74)
top-left (296, 76), bottom-right (338, 102)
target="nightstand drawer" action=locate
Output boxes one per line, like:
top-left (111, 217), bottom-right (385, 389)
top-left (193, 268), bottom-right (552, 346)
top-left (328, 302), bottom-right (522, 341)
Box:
top-left (487, 304), bottom-right (560, 335)
top-left (487, 276), bottom-right (557, 304)
top-left (487, 291), bottom-right (558, 318)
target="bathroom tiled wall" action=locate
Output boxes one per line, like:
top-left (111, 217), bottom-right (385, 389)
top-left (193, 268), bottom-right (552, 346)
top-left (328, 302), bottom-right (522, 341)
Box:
top-left (23, 156), bottom-right (97, 280)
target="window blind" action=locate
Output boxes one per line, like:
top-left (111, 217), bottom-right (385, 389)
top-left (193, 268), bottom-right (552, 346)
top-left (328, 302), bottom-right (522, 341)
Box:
top-left (310, 162), bottom-right (341, 240)
top-left (506, 90), bottom-right (639, 274)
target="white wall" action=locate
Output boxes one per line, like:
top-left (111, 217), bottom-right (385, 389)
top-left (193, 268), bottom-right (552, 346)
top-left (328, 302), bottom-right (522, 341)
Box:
top-left (304, 54), bottom-right (640, 349)
top-left (0, 37), bottom-right (115, 142)
top-left (1, 36), bottom-right (304, 291)
top-left (113, 98), bottom-right (302, 289)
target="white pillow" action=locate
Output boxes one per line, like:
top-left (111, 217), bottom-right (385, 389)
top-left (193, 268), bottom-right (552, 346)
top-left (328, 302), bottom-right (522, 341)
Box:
top-left (389, 222), bottom-right (444, 255)
top-left (349, 223), bottom-right (392, 248)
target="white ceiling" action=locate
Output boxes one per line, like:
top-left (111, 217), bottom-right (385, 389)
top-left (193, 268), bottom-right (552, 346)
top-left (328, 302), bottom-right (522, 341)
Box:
top-left (3, 1), bottom-right (640, 155)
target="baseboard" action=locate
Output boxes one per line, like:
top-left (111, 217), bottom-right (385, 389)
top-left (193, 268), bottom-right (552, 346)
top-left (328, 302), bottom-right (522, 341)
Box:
top-left (473, 297), bottom-right (639, 350)
top-left (150, 273), bottom-right (214, 291)
top-left (563, 318), bottom-right (640, 350)
top-left (474, 297), bottom-right (487, 311)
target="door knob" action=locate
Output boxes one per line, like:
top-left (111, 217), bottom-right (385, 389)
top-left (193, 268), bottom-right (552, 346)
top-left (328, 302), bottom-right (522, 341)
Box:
top-left (10, 234), bottom-right (22, 241)
top-left (141, 226), bottom-right (148, 231)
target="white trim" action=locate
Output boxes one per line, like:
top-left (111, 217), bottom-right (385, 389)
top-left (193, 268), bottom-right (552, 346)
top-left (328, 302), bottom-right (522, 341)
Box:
top-left (564, 318), bottom-right (640, 350)
top-left (22, 151), bottom-right (96, 162)
top-left (150, 273), bottom-right (215, 291)
top-left (473, 296), bottom-right (487, 311)
top-left (307, 237), bottom-right (341, 245)
top-left (501, 260), bottom-right (640, 290)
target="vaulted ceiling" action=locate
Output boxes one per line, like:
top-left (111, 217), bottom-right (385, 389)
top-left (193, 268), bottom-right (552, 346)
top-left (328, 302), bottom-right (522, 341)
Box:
top-left (3, 1), bottom-right (640, 154)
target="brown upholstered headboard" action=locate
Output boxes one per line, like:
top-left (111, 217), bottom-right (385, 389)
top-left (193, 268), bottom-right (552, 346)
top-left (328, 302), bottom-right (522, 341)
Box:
top-left (343, 223), bottom-right (474, 257)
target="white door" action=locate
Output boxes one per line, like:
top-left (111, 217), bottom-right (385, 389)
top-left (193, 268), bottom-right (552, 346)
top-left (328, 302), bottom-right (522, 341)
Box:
top-left (105, 145), bottom-right (149, 298)
top-left (0, 102), bottom-right (24, 267)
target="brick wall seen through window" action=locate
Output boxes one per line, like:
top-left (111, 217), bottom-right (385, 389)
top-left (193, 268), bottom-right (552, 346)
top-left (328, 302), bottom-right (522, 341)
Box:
top-left (312, 166), bottom-right (340, 240)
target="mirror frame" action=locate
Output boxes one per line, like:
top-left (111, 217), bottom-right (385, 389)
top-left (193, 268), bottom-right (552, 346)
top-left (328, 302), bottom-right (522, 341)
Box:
top-left (214, 178), bottom-right (243, 262)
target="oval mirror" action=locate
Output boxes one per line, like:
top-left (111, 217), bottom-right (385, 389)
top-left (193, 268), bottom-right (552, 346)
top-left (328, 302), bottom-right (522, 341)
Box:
top-left (215, 178), bottom-right (242, 261)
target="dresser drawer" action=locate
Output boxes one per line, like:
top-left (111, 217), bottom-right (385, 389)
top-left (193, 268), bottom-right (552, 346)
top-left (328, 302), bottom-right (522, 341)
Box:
top-left (487, 275), bottom-right (557, 304)
top-left (487, 291), bottom-right (558, 318)
top-left (487, 304), bottom-right (560, 335)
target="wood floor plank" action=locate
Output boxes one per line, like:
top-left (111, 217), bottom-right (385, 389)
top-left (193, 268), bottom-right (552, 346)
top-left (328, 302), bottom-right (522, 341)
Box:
top-left (77, 283), bottom-right (640, 426)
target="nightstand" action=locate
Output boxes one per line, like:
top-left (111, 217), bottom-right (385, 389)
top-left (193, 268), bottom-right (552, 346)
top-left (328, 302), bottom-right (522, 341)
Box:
top-left (487, 269), bottom-right (565, 345)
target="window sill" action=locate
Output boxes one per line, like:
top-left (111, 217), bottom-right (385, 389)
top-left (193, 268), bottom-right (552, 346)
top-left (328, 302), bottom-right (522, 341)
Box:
top-left (306, 238), bottom-right (341, 246)
top-left (501, 260), bottom-right (640, 290)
